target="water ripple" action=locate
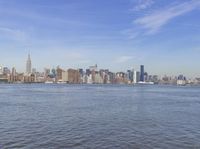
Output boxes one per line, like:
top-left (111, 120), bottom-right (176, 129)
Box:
top-left (0, 84), bottom-right (200, 148)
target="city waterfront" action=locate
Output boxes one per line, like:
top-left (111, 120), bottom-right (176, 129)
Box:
top-left (0, 84), bottom-right (200, 148)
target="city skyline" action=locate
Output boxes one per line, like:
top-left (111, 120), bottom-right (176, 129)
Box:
top-left (0, 0), bottom-right (200, 77)
top-left (0, 53), bottom-right (196, 81)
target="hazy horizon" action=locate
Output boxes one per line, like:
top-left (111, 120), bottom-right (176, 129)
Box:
top-left (0, 0), bottom-right (200, 77)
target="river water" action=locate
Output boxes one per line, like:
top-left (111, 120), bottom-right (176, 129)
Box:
top-left (0, 84), bottom-right (200, 148)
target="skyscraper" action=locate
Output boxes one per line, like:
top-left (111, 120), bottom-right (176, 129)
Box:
top-left (133, 70), bottom-right (137, 84)
top-left (140, 65), bottom-right (144, 82)
top-left (26, 53), bottom-right (32, 74)
top-left (136, 71), bottom-right (140, 82)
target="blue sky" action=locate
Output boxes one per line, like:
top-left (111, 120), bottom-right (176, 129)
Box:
top-left (0, 0), bottom-right (200, 77)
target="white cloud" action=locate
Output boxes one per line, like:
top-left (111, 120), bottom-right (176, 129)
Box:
top-left (134, 0), bottom-right (200, 34)
top-left (115, 56), bottom-right (133, 63)
top-left (132, 0), bottom-right (154, 11)
top-left (121, 28), bottom-right (142, 39)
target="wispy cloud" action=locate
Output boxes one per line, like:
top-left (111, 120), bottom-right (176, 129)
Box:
top-left (134, 0), bottom-right (200, 34)
top-left (0, 4), bottom-right (91, 28)
top-left (121, 28), bottom-right (143, 40)
top-left (0, 27), bottom-right (28, 41)
top-left (131, 0), bottom-right (154, 11)
top-left (115, 56), bottom-right (133, 63)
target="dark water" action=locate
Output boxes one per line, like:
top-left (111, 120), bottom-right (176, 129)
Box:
top-left (0, 84), bottom-right (200, 149)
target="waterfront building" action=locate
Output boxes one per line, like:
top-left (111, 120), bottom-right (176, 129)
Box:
top-left (115, 72), bottom-right (126, 84)
top-left (103, 74), bottom-right (109, 84)
top-left (26, 53), bottom-right (32, 74)
top-left (3, 67), bottom-right (10, 75)
top-left (108, 72), bottom-right (115, 84)
top-left (67, 69), bottom-right (80, 84)
top-left (51, 68), bottom-right (56, 77)
top-left (62, 71), bottom-right (68, 83)
top-left (23, 73), bottom-right (35, 83)
top-left (82, 74), bottom-right (87, 83)
top-left (9, 67), bottom-right (17, 83)
top-left (144, 72), bottom-right (148, 82)
top-left (160, 75), bottom-right (177, 85)
top-left (133, 70), bottom-right (137, 84)
top-left (136, 71), bottom-right (140, 83)
top-left (127, 70), bottom-right (133, 82)
top-left (94, 72), bottom-right (103, 84)
top-left (177, 75), bottom-right (186, 85)
top-left (56, 67), bottom-right (64, 81)
top-left (0, 75), bottom-right (8, 83)
top-left (104, 70), bottom-right (110, 84)
top-left (78, 69), bottom-right (84, 83)
top-left (86, 69), bottom-right (91, 76)
top-left (89, 64), bottom-right (98, 83)
top-left (148, 75), bottom-right (159, 83)
top-left (140, 65), bottom-right (144, 82)
top-left (35, 72), bottom-right (45, 83)
top-left (0, 66), bottom-right (8, 83)
top-left (99, 69), bottom-right (109, 84)
top-left (87, 74), bottom-right (93, 84)
top-left (78, 69), bottom-right (84, 77)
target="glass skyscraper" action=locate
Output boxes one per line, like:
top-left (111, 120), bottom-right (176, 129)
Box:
top-left (140, 65), bottom-right (144, 82)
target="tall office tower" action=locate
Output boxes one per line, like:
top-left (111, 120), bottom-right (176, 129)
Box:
top-left (26, 53), bottom-right (32, 74)
top-left (140, 65), bottom-right (144, 82)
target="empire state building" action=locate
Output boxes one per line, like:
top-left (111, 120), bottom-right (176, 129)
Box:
top-left (26, 53), bottom-right (32, 74)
